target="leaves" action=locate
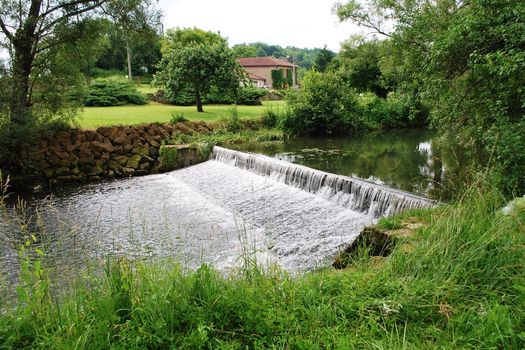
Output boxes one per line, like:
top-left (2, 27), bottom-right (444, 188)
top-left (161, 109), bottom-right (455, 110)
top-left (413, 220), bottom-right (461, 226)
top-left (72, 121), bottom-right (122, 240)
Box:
top-left (155, 32), bottom-right (245, 112)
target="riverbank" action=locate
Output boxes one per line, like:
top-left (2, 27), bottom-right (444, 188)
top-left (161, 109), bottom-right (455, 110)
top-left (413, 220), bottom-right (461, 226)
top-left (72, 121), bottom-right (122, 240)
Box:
top-left (1, 184), bottom-right (523, 349)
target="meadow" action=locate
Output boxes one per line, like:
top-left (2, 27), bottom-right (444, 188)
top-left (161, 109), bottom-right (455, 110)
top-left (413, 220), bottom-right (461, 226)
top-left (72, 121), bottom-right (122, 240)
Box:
top-left (78, 100), bottom-right (286, 129)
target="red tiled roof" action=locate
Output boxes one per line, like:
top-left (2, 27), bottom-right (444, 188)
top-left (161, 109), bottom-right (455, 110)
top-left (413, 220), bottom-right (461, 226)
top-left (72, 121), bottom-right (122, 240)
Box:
top-left (247, 73), bottom-right (266, 81)
top-left (238, 56), bottom-right (296, 68)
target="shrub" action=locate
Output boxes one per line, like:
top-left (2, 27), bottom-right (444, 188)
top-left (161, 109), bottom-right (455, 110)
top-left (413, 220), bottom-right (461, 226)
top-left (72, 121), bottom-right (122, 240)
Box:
top-left (282, 71), bottom-right (366, 135)
top-left (226, 105), bottom-right (241, 132)
top-left (234, 86), bottom-right (267, 105)
top-left (170, 112), bottom-right (188, 124)
top-left (159, 86), bottom-right (266, 106)
top-left (262, 107), bottom-right (279, 128)
top-left (159, 142), bottom-right (178, 168)
top-left (84, 80), bottom-right (147, 107)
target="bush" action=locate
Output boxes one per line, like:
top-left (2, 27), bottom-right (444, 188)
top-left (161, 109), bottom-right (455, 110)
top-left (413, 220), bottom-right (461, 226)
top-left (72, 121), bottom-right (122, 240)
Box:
top-left (83, 80), bottom-right (147, 107)
top-left (170, 112), bottom-right (188, 124)
top-left (358, 92), bottom-right (429, 129)
top-left (282, 71), bottom-right (366, 135)
top-left (159, 86), bottom-right (266, 106)
top-left (262, 107), bottom-right (279, 128)
top-left (226, 105), bottom-right (241, 132)
top-left (234, 86), bottom-right (267, 105)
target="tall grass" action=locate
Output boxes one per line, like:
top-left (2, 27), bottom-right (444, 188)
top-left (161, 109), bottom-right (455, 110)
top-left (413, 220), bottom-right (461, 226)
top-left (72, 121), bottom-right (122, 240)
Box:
top-left (0, 180), bottom-right (524, 348)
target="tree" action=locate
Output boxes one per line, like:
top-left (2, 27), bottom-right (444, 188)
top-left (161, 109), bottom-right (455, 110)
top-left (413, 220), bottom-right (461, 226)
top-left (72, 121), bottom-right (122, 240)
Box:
top-left (232, 44), bottom-right (258, 58)
top-left (155, 38), bottom-right (245, 113)
top-left (336, 0), bottom-right (525, 195)
top-left (102, 0), bottom-right (162, 81)
top-left (334, 39), bottom-right (389, 97)
top-left (0, 0), bottom-right (108, 131)
top-left (95, 21), bottom-right (162, 76)
top-left (282, 70), bottom-right (364, 135)
top-left (313, 45), bottom-right (335, 72)
top-left (161, 27), bottom-right (226, 56)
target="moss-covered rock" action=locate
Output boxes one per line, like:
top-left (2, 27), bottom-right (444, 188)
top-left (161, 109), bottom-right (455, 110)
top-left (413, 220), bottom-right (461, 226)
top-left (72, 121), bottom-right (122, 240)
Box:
top-left (126, 155), bottom-right (142, 169)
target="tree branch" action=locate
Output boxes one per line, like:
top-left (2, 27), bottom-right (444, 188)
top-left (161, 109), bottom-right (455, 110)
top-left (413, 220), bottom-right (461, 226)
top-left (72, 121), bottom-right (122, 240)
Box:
top-left (0, 18), bottom-right (14, 42)
top-left (38, 0), bottom-right (108, 35)
top-left (39, 0), bottom-right (107, 19)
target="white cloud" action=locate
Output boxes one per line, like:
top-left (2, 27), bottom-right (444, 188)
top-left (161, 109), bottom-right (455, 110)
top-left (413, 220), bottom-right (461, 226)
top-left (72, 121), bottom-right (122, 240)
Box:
top-left (158, 0), bottom-right (361, 52)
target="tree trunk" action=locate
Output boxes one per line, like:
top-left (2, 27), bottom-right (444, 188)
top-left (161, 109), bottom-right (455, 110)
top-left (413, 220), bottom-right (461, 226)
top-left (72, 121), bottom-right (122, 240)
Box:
top-left (126, 40), bottom-right (133, 82)
top-left (10, 38), bottom-right (33, 127)
top-left (195, 88), bottom-right (204, 112)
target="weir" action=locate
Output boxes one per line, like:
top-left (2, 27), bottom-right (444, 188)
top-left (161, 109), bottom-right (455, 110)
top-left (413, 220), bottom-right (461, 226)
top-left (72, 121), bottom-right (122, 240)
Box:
top-left (0, 146), bottom-right (438, 275)
top-left (211, 146), bottom-right (436, 217)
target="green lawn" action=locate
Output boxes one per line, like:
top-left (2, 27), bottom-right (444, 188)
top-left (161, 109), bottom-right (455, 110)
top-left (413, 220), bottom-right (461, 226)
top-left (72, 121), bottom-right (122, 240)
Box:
top-left (78, 101), bottom-right (286, 129)
top-left (135, 85), bottom-right (158, 95)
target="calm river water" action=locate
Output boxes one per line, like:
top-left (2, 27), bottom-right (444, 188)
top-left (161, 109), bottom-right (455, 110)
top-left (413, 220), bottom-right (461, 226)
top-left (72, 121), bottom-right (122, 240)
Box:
top-left (236, 128), bottom-right (456, 200)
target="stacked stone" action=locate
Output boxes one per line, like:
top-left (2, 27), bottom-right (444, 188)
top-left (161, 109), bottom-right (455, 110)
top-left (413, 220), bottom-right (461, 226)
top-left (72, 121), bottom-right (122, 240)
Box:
top-left (29, 122), bottom-right (212, 184)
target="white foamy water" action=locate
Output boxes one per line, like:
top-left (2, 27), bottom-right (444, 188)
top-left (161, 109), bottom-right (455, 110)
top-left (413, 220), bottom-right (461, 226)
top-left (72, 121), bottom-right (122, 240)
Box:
top-left (0, 147), bottom-right (435, 277)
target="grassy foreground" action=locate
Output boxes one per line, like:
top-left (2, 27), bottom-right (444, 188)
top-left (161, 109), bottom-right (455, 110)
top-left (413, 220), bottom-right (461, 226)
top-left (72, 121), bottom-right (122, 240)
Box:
top-left (1, 184), bottom-right (524, 349)
top-left (78, 101), bottom-right (286, 129)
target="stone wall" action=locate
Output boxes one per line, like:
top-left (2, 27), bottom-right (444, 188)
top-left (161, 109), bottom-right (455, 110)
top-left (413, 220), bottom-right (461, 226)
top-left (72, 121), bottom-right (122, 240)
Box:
top-left (23, 122), bottom-right (213, 186)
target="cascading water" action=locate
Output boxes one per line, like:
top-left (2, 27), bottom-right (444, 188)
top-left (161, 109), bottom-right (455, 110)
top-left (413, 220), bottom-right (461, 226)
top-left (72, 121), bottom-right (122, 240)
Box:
top-left (0, 146), bottom-right (437, 277)
top-left (211, 146), bottom-right (436, 217)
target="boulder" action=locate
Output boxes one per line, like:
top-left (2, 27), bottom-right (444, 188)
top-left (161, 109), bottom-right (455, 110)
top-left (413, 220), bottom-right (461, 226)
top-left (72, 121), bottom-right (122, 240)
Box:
top-left (85, 130), bottom-right (97, 142)
top-left (90, 141), bottom-right (114, 153)
top-left (113, 136), bottom-right (130, 146)
top-left (78, 155), bottom-right (95, 166)
top-left (38, 160), bottom-right (51, 170)
top-left (87, 165), bottom-right (104, 176)
top-left (126, 154), bottom-right (142, 169)
top-left (113, 155), bottom-right (129, 166)
top-left (56, 167), bottom-right (71, 176)
top-left (58, 159), bottom-right (71, 167)
top-left (139, 162), bottom-right (151, 171)
top-left (52, 148), bottom-right (70, 160)
top-left (121, 167), bottom-right (135, 176)
top-left (149, 140), bottom-right (160, 148)
top-left (47, 156), bottom-right (60, 167)
top-left (71, 167), bottom-right (81, 176)
top-left (108, 161), bottom-right (122, 171)
top-left (44, 168), bottom-right (55, 178)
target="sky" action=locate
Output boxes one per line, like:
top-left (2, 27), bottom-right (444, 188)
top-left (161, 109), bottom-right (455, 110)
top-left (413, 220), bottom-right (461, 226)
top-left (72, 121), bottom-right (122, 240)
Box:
top-left (158, 0), bottom-right (361, 52)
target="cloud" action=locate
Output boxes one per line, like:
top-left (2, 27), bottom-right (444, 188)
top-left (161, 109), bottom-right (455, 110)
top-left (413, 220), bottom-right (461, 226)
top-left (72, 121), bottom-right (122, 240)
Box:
top-left (158, 0), bottom-right (361, 52)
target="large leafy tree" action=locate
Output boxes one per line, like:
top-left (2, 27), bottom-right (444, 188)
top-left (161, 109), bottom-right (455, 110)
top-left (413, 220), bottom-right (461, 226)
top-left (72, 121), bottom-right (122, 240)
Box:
top-left (95, 20), bottom-right (162, 77)
top-left (333, 38), bottom-right (390, 97)
top-left (313, 45), bottom-right (335, 73)
top-left (335, 0), bottom-right (525, 195)
top-left (0, 1), bottom-right (158, 150)
top-left (232, 44), bottom-right (258, 58)
top-left (102, 0), bottom-right (161, 81)
top-left (160, 27), bottom-right (226, 55)
top-left (0, 0), bottom-right (108, 129)
top-left (155, 37), bottom-right (245, 113)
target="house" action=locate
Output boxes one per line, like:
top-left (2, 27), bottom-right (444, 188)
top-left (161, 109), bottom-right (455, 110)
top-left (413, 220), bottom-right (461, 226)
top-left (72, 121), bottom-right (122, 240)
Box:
top-left (238, 56), bottom-right (297, 88)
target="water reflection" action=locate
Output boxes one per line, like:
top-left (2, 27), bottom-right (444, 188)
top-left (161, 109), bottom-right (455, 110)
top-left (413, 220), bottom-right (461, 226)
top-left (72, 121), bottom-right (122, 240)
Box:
top-left (235, 129), bottom-right (454, 200)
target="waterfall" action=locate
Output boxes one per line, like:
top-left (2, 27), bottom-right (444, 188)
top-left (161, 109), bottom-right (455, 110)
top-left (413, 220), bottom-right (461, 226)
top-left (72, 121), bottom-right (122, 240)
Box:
top-left (212, 146), bottom-right (436, 217)
top-left (1, 146), bottom-right (438, 276)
